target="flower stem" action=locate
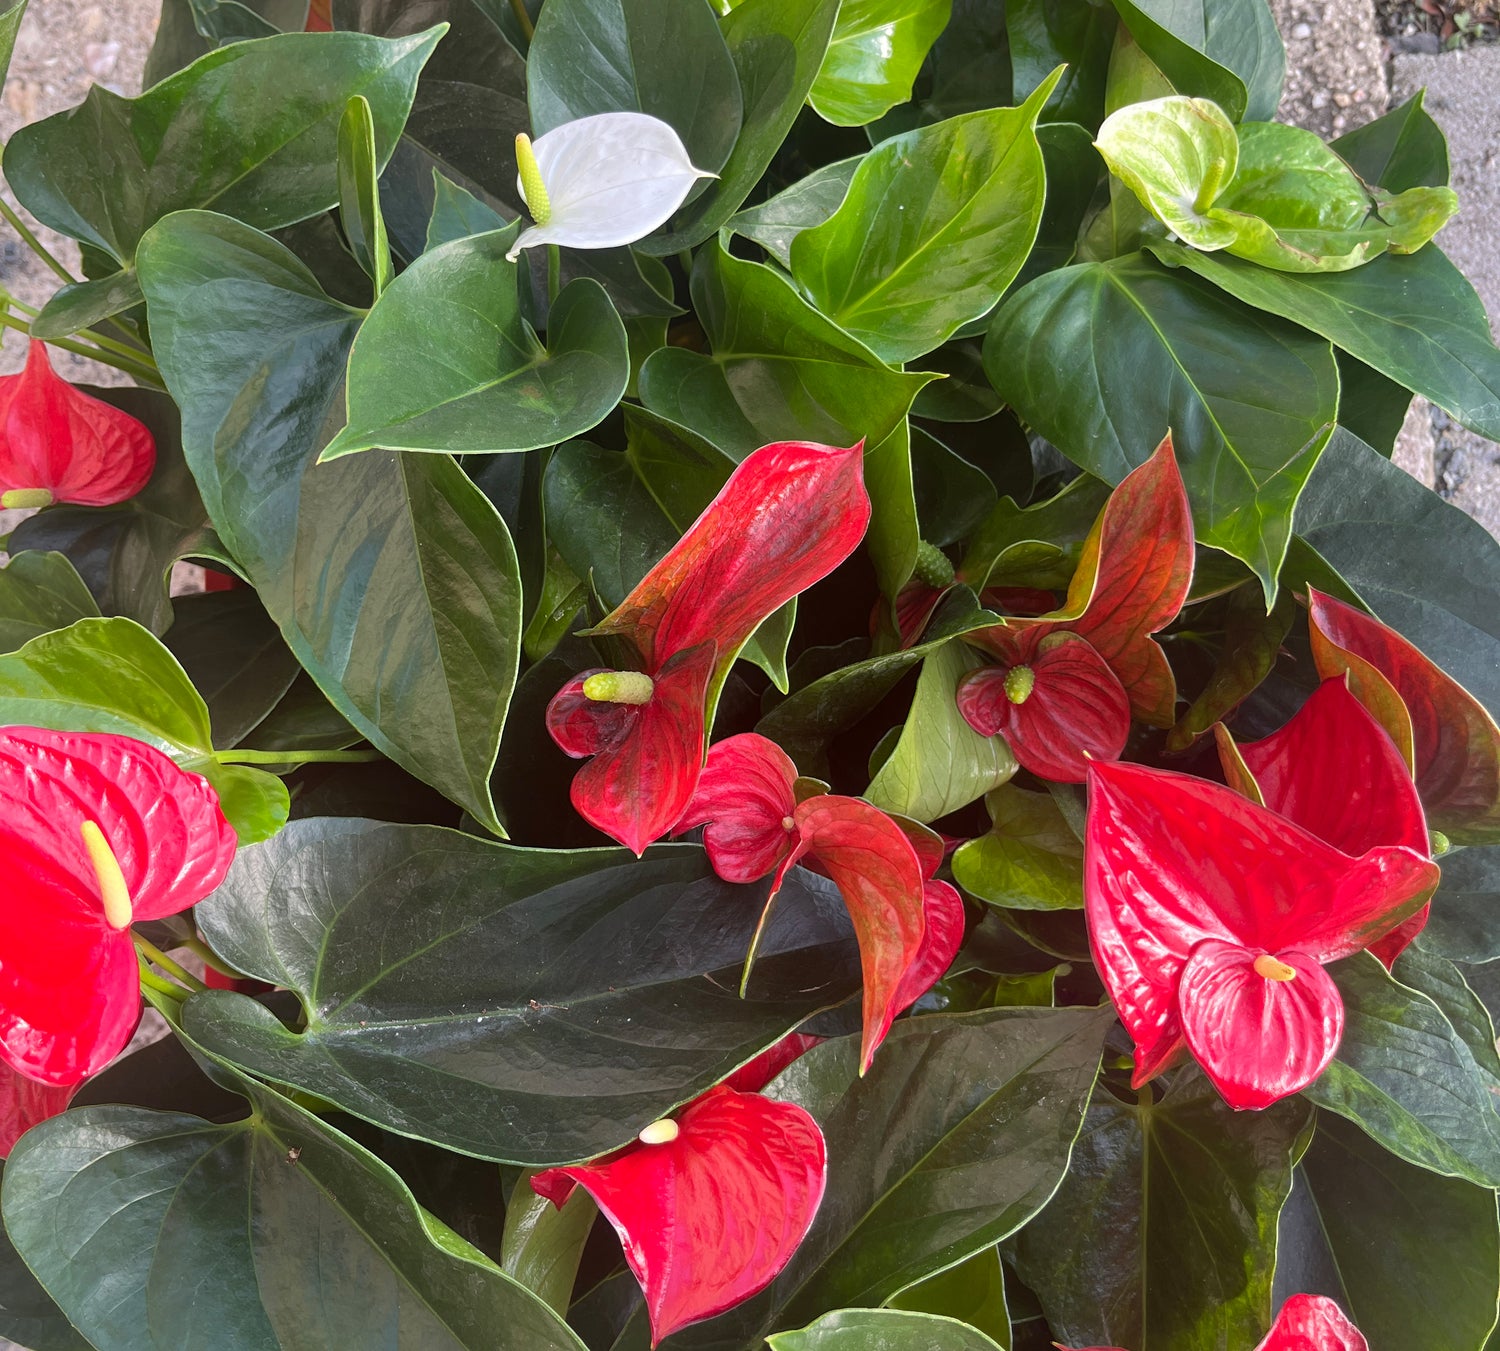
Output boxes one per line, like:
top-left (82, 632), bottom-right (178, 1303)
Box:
top-left (509, 0), bottom-right (534, 39)
top-left (179, 936), bottom-right (243, 980)
top-left (2, 293), bottom-right (156, 365)
top-left (133, 934), bottom-right (209, 994)
top-left (137, 959), bottom-right (188, 1002)
top-left (546, 244), bottom-right (561, 311)
top-left (211, 747), bottom-right (383, 766)
top-left (0, 310), bottom-right (163, 387)
top-left (0, 194), bottom-right (76, 285)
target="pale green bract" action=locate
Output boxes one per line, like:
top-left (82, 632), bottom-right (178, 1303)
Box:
top-left (1096, 94), bottom-right (1458, 273)
top-left (507, 111), bottom-right (715, 260)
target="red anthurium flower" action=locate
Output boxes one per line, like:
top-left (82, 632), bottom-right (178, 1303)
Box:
top-left (1217, 676), bottom-right (1433, 965)
top-left (1308, 587), bottom-right (1500, 844)
top-left (0, 341), bottom-right (155, 510)
top-left (965, 434), bottom-right (1193, 729)
top-left (675, 733), bottom-right (929, 1071)
top-left (0, 727), bottom-right (237, 1085)
top-left (1058, 1293), bottom-right (1366, 1351)
top-left (957, 628), bottom-right (1130, 782)
top-left (1085, 758), bottom-right (1438, 1108)
top-left (547, 440), bottom-right (869, 855)
top-left (0, 1062), bottom-right (76, 1157)
top-left (531, 1070), bottom-right (826, 1344)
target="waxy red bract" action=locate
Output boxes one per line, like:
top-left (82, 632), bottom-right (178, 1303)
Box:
top-left (676, 733), bottom-right (940, 1071)
top-left (0, 1062), bottom-right (76, 1157)
top-left (532, 1082), bottom-right (826, 1345)
top-left (0, 341), bottom-right (155, 509)
top-left (1219, 677), bottom-right (1433, 964)
top-left (1084, 758), bottom-right (1438, 1108)
top-left (957, 629), bottom-right (1130, 782)
top-left (547, 441), bottom-right (869, 854)
top-left (1309, 587), bottom-right (1500, 844)
top-left (0, 727), bottom-right (236, 1085)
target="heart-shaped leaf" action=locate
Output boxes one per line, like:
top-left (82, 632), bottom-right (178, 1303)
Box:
top-left (321, 231), bottom-right (628, 459)
top-left (953, 784), bottom-right (1085, 912)
top-left (1331, 89), bottom-right (1450, 194)
top-left (137, 210), bottom-right (522, 834)
top-left (1008, 1071), bottom-right (1310, 1351)
top-left (791, 71), bottom-right (1060, 363)
top-left (807, 0), bottom-right (954, 128)
top-left (987, 254), bottom-right (1338, 599)
top-left (0, 551), bottom-right (98, 654)
top-left (725, 157), bottom-right (860, 268)
top-left (0, 616), bottom-right (286, 844)
top-left (2, 1071), bottom-right (586, 1350)
top-left (769, 1309), bottom-right (1005, 1350)
top-left (188, 818), bottom-right (861, 1162)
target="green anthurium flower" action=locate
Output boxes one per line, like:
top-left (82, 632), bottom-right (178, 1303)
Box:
top-left (507, 111), bottom-right (714, 261)
top-left (1095, 95), bottom-right (1458, 273)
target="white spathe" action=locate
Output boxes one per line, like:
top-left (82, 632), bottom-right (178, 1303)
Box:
top-left (506, 111), bottom-right (714, 260)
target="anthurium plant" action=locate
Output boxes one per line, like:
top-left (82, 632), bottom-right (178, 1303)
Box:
top-left (3, 0), bottom-right (1500, 1345)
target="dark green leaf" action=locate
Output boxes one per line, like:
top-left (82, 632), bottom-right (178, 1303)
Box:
top-left (188, 818), bottom-right (862, 1162)
top-left (1009, 1071), bottom-right (1311, 1351)
top-left (527, 0), bottom-right (742, 176)
top-left (322, 232), bottom-right (628, 459)
top-left (0, 0), bottom-right (27, 95)
top-left (6, 386), bottom-right (213, 635)
top-left (987, 254), bottom-right (1339, 599)
top-left (871, 0), bottom-right (1009, 134)
top-left (865, 419), bottom-right (920, 600)
top-left (791, 72), bottom-right (1060, 363)
top-left (0, 551), bottom-right (99, 654)
top-left (162, 590), bottom-right (303, 749)
top-left (0, 616), bottom-right (287, 843)
top-left (912, 426), bottom-right (999, 543)
top-left (240, 672), bottom-right (363, 753)
top-left (1335, 351), bottom-right (1415, 456)
top-left (500, 1173), bottom-right (596, 1315)
top-left (30, 272), bottom-right (146, 341)
top-left (1419, 846), bottom-right (1500, 964)
top-left (137, 210), bottom-right (522, 835)
top-left (1152, 242), bottom-right (1500, 443)
top-left (7, 26), bottom-right (439, 326)
top-left (3, 1076), bottom-right (586, 1350)
top-left (1291, 427), bottom-right (1500, 719)
top-left (338, 93), bottom-right (393, 292)
top-left (1331, 89), bottom-right (1450, 193)
top-left (1007, 0), bottom-right (1114, 126)
top-left (639, 238), bottom-right (934, 456)
top-left (1278, 1111), bottom-right (1500, 1351)
top-left (426, 167), bottom-right (510, 250)
top-left (808, 0), bottom-right (954, 128)
top-left (887, 1247), bottom-right (1010, 1349)
top-left (1307, 951), bottom-right (1500, 1187)
top-left (0, 1165), bottom-right (91, 1351)
top-left (1108, 0), bottom-right (1284, 122)
top-left (726, 156), bottom-right (860, 269)
top-left (770, 1310), bottom-right (1005, 1350)
top-left (1006, 122), bottom-right (1103, 296)
top-left (959, 475), bottom-right (1110, 593)
top-left (865, 639), bottom-right (1018, 822)
top-left (641, 0), bottom-right (840, 254)
top-left (953, 785), bottom-right (1084, 911)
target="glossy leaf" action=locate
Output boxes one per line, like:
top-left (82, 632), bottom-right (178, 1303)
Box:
top-left (639, 238), bottom-right (933, 458)
top-left (725, 157), bottom-right (860, 267)
top-left (1086, 760), bottom-right (1438, 1098)
top-left (6, 386), bottom-right (213, 636)
top-left (322, 232), bottom-right (628, 459)
top-left (865, 637), bottom-right (1018, 823)
top-left (0, 617), bottom-right (286, 844)
top-left (1009, 1072), bottom-right (1310, 1351)
top-left (770, 1309), bottom-right (1004, 1350)
top-left (1109, 0), bottom-right (1284, 123)
top-left (957, 630), bottom-right (1129, 783)
top-left (2, 1077), bottom-right (587, 1350)
top-left (1307, 950), bottom-right (1500, 1187)
top-left (1418, 845), bottom-right (1500, 964)
top-left (0, 551), bottom-right (99, 654)
top-left (987, 254), bottom-right (1338, 598)
top-left (953, 784), bottom-right (1084, 912)
top-left (960, 476), bottom-right (1111, 595)
top-left (535, 1086), bottom-right (826, 1344)
top-left (337, 93), bottom-right (392, 293)
top-left (0, 1164), bottom-right (90, 1351)
top-left (500, 1173), bottom-right (596, 1317)
top-left (642, 0), bottom-right (840, 254)
top-left (137, 210), bottom-right (522, 835)
top-left (863, 420), bottom-right (920, 603)
top-left (1309, 588), bottom-right (1500, 845)
top-left (1278, 1111), bottom-right (1499, 1351)
top-left (808, 0), bottom-right (954, 127)
top-left (626, 1005), bottom-right (1110, 1347)
top-left (886, 1246), bottom-right (1011, 1347)
top-left (188, 819), bottom-right (862, 1162)
top-left (527, 0), bottom-right (741, 177)
top-left (1152, 243), bottom-right (1500, 443)
top-left (1331, 89), bottom-right (1450, 194)
top-left (791, 72), bottom-right (1060, 363)
top-left (0, 342), bottom-right (155, 508)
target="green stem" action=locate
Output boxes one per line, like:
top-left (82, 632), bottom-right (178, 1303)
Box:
top-left (133, 935), bottom-right (209, 994)
top-left (0, 194), bottom-right (76, 285)
top-left (546, 244), bottom-right (561, 311)
top-left (179, 936), bottom-right (242, 980)
top-left (1, 293), bottom-right (156, 365)
top-left (137, 959), bottom-right (188, 1002)
top-left (0, 311), bottom-right (163, 386)
top-left (509, 0), bottom-right (534, 39)
top-left (211, 747), bottom-right (382, 766)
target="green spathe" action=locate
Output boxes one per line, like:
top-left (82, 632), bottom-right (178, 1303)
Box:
top-left (1096, 95), bottom-right (1458, 272)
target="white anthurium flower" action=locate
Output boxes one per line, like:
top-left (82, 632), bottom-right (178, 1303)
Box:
top-left (506, 111), bottom-right (715, 261)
